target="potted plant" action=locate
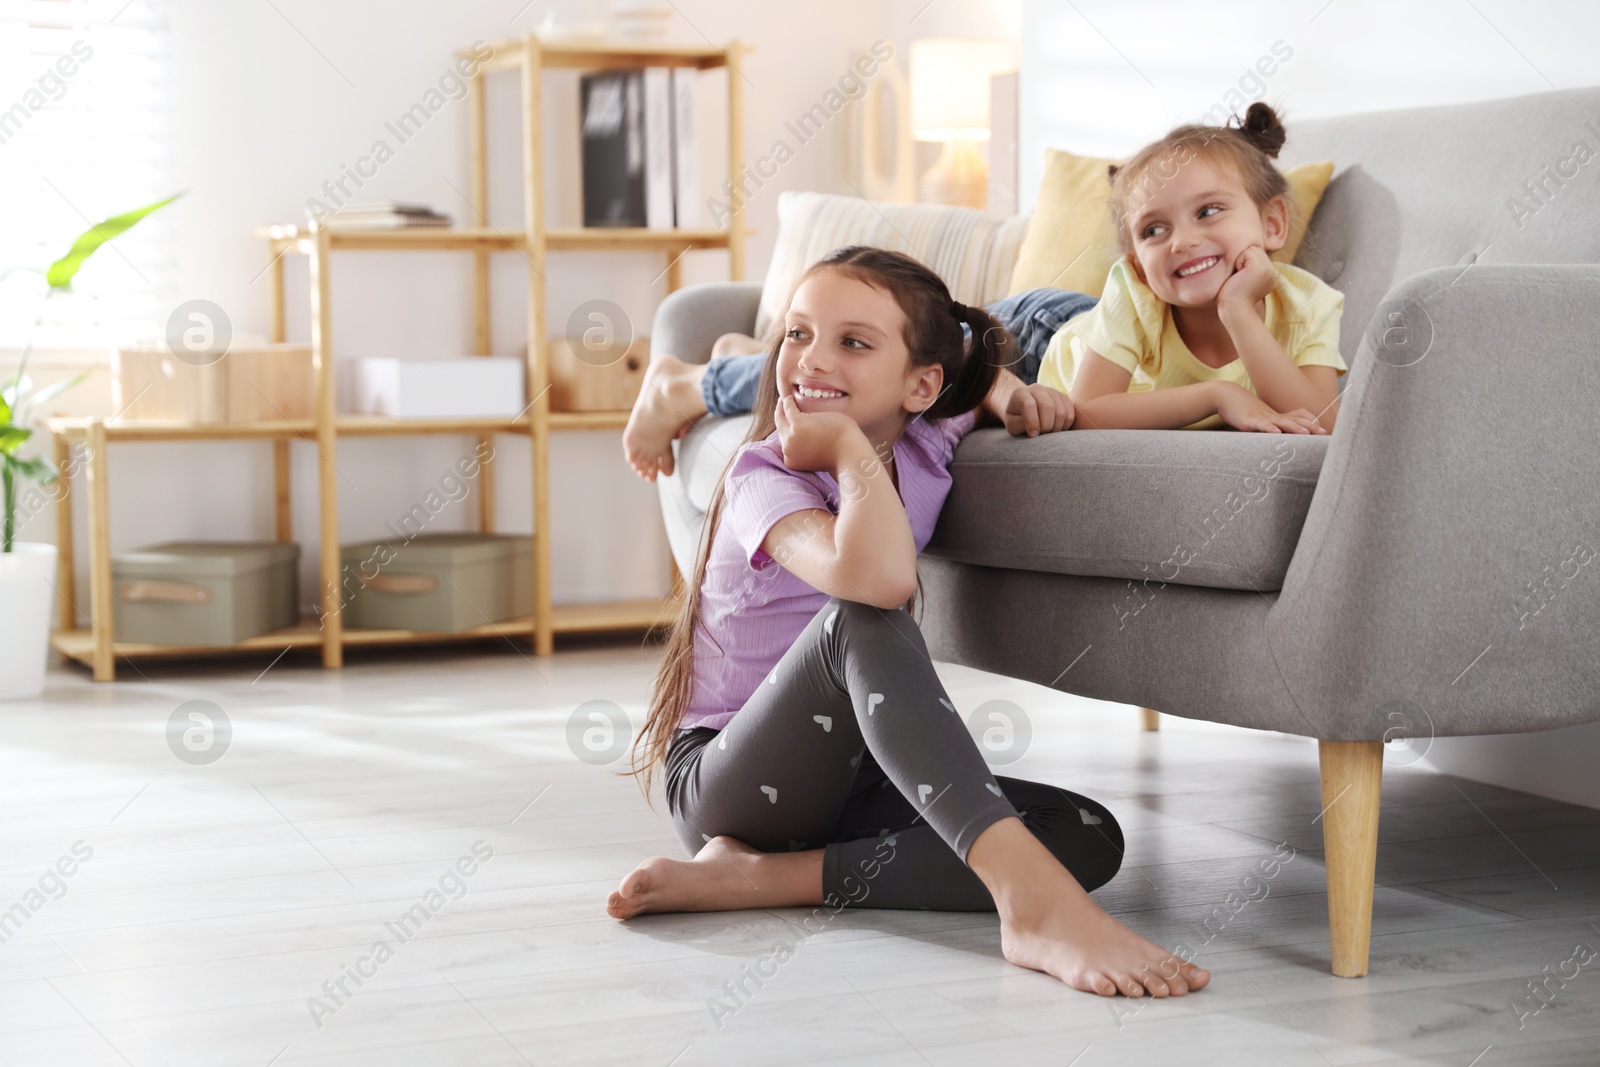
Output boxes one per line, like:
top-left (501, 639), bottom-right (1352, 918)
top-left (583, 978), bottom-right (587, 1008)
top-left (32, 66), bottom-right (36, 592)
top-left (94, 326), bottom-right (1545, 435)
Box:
top-left (1, 194), bottom-right (180, 699)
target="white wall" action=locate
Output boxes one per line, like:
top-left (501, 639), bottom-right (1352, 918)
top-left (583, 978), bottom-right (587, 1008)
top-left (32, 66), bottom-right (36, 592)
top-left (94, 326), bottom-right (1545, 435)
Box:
top-left (1019, 0), bottom-right (1600, 807)
top-left (1020, 0), bottom-right (1600, 206)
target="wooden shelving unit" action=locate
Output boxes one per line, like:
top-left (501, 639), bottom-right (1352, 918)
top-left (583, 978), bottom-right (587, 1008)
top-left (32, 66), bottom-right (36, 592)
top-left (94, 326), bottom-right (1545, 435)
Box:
top-left (48, 35), bottom-right (741, 680)
top-left (254, 224), bottom-right (737, 255)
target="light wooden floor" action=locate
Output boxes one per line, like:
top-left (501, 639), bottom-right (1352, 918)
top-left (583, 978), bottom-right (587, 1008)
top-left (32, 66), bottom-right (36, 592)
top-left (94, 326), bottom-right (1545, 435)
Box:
top-left (3, 639), bottom-right (1599, 1066)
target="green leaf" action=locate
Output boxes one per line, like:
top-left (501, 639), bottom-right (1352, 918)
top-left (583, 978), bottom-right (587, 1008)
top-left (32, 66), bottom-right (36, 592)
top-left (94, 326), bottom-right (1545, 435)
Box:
top-left (0, 426), bottom-right (29, 456)
top-left (0, 393), bottom-right (10, 425)
top-left (9, 454), bottom-right (56, 484)
top-left (45, 192), bottom-right (185, 288)
top-left (2, 374), bottom-right (29, 408)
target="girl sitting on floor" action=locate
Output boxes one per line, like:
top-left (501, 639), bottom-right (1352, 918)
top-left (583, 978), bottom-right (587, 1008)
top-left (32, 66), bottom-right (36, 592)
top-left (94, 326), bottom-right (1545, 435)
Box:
top-left (610, 245), bottom-right (1208, 1000)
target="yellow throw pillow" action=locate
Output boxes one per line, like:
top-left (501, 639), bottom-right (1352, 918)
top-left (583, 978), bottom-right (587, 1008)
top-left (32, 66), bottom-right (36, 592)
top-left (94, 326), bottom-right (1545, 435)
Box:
top-left (1008, 148), bottom-right (1335, 297)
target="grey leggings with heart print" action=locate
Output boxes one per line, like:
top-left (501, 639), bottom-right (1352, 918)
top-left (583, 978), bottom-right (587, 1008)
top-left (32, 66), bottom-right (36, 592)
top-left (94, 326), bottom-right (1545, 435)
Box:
top-left (665, 598), bottom-right (1125, 910)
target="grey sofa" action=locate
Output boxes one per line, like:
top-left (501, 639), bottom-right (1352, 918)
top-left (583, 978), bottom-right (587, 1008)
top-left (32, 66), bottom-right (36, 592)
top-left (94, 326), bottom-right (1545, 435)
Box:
top-left (650, 86), bottom-right (1600, 978)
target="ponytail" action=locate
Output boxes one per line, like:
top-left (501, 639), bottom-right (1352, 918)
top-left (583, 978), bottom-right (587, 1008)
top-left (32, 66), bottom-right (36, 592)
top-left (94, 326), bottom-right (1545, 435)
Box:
top-left (1230, 101), bottom-right (1286, 159)
top-left (929, 302), bottom-right (1006, 420)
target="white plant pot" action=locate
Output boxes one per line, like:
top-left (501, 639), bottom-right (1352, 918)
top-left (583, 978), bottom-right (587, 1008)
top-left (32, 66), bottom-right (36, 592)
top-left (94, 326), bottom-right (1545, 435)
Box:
top-left (0, 542), bottom-right (58, 700)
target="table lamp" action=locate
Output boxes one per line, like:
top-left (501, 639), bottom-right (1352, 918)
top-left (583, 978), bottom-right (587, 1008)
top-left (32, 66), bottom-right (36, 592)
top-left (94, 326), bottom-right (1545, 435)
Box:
top-left (910, 38), bottom-right (1016, 209)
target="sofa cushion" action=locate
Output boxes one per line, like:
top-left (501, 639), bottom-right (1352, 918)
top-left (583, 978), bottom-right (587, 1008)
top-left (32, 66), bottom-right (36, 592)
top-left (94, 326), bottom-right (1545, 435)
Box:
top-left (1007, 147), bottom-right (1335, 298)
top-left (752, 191), bottom-right (1029, 340)
top-left (927, 428), bottom-right (1328, 592)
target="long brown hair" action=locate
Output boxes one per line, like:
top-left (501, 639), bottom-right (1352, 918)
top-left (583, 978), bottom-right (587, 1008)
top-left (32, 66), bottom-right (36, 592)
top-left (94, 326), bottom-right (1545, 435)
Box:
top-left (629, 245), bottom-right (1010, 796)
top-left (1106, 101), bottom-right (1292, 256)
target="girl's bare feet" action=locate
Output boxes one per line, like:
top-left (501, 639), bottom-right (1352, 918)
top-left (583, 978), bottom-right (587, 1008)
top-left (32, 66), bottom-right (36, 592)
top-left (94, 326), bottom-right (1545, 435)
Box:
top-left (622, 355), bottom-right (708, 481)
top-left (611, 825), bottom-right (1206, 999)
top-left (607, 836), bottom-right (823, 918)
top-left (971, 818), bottom-right (1210, 998)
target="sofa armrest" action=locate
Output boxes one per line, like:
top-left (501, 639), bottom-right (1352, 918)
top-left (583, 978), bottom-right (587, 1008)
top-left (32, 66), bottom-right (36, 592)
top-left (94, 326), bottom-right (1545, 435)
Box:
top-left (649, 282), bottom-right (764, 366)
top-left (1271, 263), bottom-right (1600, 739)
top-left (648, 282), bottom-right (761, 576)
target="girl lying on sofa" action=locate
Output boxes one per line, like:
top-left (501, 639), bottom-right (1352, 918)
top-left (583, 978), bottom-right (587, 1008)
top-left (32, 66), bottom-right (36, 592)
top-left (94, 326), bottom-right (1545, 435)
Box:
top-left (612, 244), bottom-right (1209, 998)
top-left (622, 102), bottom-right (1345, 481)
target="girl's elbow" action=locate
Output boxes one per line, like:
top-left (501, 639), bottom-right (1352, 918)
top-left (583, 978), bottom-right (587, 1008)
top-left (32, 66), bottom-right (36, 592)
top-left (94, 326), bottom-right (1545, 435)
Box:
top-left (879, 574), bottom-right (919, 609)
top-left (858, 566), bottom-right (918, 609)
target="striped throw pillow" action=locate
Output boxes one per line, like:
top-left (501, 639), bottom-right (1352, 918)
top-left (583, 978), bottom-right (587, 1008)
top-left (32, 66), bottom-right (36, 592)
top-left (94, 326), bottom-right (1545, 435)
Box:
top-left (752, 192), bottom-right (1031, 341)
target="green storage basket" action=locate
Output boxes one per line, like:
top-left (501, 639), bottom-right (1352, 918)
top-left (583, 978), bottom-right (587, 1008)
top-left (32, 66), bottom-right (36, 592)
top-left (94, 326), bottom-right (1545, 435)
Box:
top-left (113, 541), bottom-right (300, 646)
top-left (338, 533), bottom-right (532, 633)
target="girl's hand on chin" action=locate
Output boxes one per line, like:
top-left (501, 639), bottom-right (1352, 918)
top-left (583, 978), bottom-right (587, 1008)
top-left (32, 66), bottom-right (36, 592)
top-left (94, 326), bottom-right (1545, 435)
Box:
top-left (775, 393), bottom-right (869, 473)
top-left (1216, 244), bottom-right (1277, 314)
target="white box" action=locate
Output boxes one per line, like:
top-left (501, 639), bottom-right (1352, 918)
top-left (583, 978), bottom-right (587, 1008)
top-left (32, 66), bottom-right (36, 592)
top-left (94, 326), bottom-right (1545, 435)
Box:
top-left (348, 357), bottom-right (526, 419)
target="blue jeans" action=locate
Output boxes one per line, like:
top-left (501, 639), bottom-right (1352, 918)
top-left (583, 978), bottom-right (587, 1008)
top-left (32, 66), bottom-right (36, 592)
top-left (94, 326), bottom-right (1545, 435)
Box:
top-left (698, 287), bottom-right (1099, 417)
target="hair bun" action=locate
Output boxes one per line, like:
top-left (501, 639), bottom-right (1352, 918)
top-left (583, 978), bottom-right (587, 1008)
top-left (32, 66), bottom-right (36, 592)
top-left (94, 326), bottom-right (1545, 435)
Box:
top-left (1233, 101), bottom-right (1286, 159)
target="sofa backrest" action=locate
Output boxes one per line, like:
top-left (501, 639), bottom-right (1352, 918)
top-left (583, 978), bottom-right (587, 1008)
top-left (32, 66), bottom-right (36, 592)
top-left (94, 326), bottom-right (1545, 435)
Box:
top-left (1281, 86), bottom-right (1600, 368)
top-left (752, 191), bottom-right (1030, 340)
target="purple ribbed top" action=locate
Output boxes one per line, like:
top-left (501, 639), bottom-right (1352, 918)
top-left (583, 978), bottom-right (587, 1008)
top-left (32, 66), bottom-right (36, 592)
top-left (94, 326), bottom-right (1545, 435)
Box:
top-left (681, 411), bottom-right (977, 731)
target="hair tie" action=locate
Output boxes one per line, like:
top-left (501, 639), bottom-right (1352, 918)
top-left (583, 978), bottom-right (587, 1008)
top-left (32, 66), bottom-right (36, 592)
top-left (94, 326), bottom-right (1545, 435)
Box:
top-left (949, 300), bottom-right (967, 320)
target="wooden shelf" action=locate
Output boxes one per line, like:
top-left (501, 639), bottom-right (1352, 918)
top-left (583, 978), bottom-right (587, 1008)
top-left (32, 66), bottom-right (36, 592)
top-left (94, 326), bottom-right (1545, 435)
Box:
top-left (50, 599), bottom-right (671, 667)
top-left (254, 225), bottom-right (519, 253)
top-left (550, 410), bottom-right (629, 431)
top-left (52, 619), bottom-right (325, 665)
top-left (336, 411), bottom-right (627, 434)
top-left (48, 417), bottom-right (311, 442)
top-left (334, 415), bottom-right (530, 437)
top-left (549, 228), bottom-right (732, 251)
top-left (53, 34), bottom-right (739, 680)
top-left (254, 225), bottom-right (732, 254)
top-left (48, 413), bottom-right (633, 442)
top-left (464, 38), bottom-right (736, 74)
top-left (551, 597), bottom-right (676, 633)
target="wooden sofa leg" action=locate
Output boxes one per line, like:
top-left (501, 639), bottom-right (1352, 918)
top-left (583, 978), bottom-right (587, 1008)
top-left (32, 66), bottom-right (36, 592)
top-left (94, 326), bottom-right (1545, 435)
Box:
top-left (1317, 739), bottom-right (1383, 977)
top-left (1139, 707), bottom-right (1160, 731)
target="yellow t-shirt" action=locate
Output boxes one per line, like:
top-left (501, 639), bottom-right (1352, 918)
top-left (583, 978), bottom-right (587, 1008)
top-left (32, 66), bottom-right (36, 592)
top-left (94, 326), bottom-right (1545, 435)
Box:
top-left (1037, 258), bottom-right (1348, 429)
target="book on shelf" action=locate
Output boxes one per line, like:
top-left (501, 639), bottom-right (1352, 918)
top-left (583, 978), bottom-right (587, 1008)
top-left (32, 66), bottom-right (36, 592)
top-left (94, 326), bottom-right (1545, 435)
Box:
top-left (580, 71), bottom-right (644, 227)
top-left (313, 203), bottom-right (453, 230)
top-left (642, 67), bottom-right (674, 230)
top-left (671, 67), bottom-right (699, 229)
top-left (340, 202), bottom-right (439, 216)
top-left (580, 67), bottom-right (697, 229)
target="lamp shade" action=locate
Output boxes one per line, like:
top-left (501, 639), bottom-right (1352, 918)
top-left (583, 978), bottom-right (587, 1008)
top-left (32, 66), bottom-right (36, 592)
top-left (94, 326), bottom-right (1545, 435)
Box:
top-left (909, 38), bottom-right (1016, 141)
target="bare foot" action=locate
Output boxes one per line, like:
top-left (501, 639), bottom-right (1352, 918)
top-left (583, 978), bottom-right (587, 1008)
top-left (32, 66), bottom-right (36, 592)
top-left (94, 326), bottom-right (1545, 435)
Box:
top-left (608, 836), bottom-right (822, 918)
top-left (971, 817), bottom-right (1209, 998)
top-left (622, 355), bottom-right (708, 481)
top-left (997, 875), bottom-right (1210, 997)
